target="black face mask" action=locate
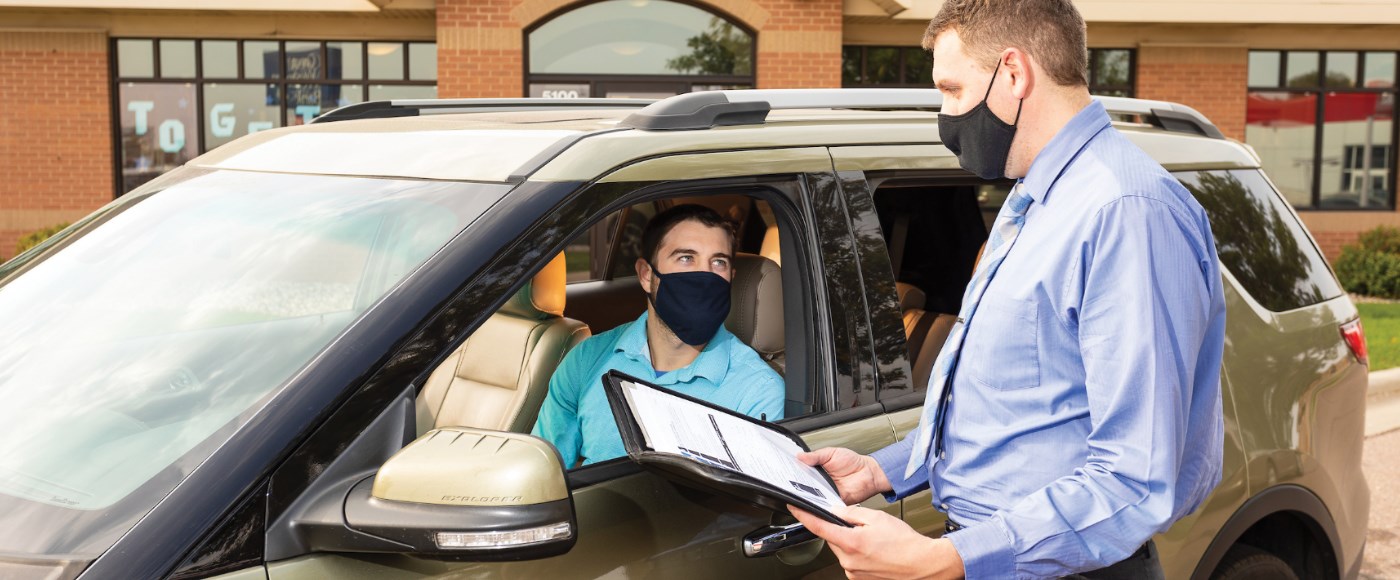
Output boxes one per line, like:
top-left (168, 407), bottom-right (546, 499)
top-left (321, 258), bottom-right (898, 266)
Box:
top-left (646, 262), bottom-right (732, 347)
top-left (938, 60), bottom-right (1024, 180)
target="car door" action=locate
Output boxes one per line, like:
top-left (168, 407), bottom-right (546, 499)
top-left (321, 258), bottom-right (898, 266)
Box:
top-left (260, 148), bottom-right (900, 579)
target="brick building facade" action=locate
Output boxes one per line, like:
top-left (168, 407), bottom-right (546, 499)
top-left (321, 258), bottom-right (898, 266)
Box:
top-left (3, 0), bottom-right (1400, 260)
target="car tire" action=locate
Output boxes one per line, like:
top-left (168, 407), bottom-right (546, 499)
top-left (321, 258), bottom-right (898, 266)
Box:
top-left (1211, 544), bottom-right (1298, 580)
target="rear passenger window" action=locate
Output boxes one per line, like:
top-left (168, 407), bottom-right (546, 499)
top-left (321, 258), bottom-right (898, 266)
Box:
top-left (1176, 169), bottom-right (1343, 312)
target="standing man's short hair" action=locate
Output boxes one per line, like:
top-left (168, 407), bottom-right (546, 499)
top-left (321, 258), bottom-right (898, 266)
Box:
top-left (639, 204), bottom-right (738, 265)
top-left (924, 0), bottom-right (1089, 87)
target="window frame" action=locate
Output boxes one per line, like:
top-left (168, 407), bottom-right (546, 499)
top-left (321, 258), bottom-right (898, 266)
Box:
top-left (109, 37), bottom-right (437, 198)
top-left (1246, 49), bottom-right (1400, 211)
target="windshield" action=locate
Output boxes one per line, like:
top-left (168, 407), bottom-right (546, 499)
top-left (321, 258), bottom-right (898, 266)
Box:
top-left (0, 168), bottom-right (507, 564)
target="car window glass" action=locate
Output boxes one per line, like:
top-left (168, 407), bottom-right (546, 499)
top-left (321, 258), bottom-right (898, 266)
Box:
top-left (1176, 169), bottom-right (1343, 311)
top-left (0, 169), bottom-right (504, 559)
top-left (607, 202), bottom-right (657, 279)
top-left (565, 212), bottom-right (621, 283)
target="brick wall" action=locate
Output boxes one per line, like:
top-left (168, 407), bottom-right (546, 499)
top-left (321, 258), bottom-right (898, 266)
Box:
top-left (0, 30), bottom-right (112, 261)
top-left (435, 0), bottom-right (843, 99)
top-left (1136, 45), bottom-right (1247, 140)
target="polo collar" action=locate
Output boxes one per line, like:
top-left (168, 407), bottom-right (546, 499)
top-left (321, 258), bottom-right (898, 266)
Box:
top-left (615, 311), bottom-right (733, 385)
top-left (1020, 99), bottom-right (1112, 205)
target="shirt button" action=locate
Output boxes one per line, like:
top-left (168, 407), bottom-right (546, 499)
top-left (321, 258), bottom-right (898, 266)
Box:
top-left (939, 450), bottom-right (946, 459)
top-left (939, 502), bottom-right (949, 510)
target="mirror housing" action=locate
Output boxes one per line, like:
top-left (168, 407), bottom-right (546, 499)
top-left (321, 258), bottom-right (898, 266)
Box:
top-left (343, 427), bottom-right (577, 561)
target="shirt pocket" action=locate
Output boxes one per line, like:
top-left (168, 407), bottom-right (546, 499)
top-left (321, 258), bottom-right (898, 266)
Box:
top-left (965, 298), bottom-right (1041, 391)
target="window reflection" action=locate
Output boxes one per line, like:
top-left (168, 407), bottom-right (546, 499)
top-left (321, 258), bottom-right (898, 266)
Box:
top-left (1320, 92), bottom-right (1394, 209)
top-left (529, 0), bottom-right (753, 76)
top-left (328, 42), bottom-right (364, 80)
top-left (1176, 170), bottom-right (1339, 311)
top-left (369, 84), bottom-right (436, 100)
top-left (202, 41), bottom-right (238, 78)
top-left (1245, 91), bottom-right (1316, 206)
top-left (368, 42), bottom-right (404, 79)
top-left (285, 42), bottom-right (322, 80)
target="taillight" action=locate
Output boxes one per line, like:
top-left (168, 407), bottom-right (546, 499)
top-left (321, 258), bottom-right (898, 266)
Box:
top-left (1341, 318), bottom-right (1368, 368)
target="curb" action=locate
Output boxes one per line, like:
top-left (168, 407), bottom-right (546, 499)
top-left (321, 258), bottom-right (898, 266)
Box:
top-left (1369, 367), bottom-right (1400, 400)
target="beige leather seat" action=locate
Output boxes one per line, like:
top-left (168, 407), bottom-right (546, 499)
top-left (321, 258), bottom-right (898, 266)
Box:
top-left (725, 253), bottom-right (784, 373)
top-left (416, 254), bottom-right (590, 436)
top-left (896, 282), bottom-right (956, 390)
top-left (760, 224), bottom-right (781, 267)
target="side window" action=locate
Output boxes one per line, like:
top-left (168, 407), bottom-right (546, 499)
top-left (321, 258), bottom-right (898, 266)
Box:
top-left (1176, 169), bottom-right (1343, 311)
top-left (868, 178), bottom-right (989, 395)
top-left (414, 182), bottom-right (821, 474)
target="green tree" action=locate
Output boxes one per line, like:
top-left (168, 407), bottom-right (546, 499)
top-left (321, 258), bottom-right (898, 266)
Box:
top-left (666, 18), bottom-right (753, 76)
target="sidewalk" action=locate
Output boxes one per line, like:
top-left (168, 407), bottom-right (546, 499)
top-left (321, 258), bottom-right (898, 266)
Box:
top-left (1367, 367), bottom-right (1400, 437)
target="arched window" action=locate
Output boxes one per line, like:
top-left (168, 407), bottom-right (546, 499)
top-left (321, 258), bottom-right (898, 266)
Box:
top-left (527, 0), bottom-right (755, 99)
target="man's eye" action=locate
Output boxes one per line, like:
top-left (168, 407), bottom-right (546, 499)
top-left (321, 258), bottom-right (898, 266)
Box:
top-left (713, 259), bottom-right (730, 269)
top-left (678, 255), bottom-right (693, 264)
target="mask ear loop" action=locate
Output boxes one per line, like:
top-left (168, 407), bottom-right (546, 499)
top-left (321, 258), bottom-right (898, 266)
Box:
top-left (986, 57), bottom-right (1025, 126)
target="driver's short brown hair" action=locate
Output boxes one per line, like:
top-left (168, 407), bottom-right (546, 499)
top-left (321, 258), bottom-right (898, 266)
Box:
top-left (923, 0), bottom-right (1088, 88)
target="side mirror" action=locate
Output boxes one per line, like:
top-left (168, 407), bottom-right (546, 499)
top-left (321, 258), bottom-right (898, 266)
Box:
top-left (343, 427), bottom-right (577, 561)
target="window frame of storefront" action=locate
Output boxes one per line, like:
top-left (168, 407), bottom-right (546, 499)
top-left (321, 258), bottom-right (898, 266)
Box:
top-left (1246, 49), bottom-right (1400, 212)
top-left (839, 46), bottom-right (1137, 97)
top-left (108, 37), bottom-right (437, 198)
top-left (521, 0), bottom-right (759, 98)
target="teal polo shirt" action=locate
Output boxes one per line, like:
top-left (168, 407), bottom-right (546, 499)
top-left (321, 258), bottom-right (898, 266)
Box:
top-left (532, 311), bottom-right (785, 467)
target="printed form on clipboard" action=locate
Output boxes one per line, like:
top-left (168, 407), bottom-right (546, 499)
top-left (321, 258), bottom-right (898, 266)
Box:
top-left (601, 370), bottom-right (850, 526)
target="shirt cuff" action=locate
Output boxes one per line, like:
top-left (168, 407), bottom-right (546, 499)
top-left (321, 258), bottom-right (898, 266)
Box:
top-left (870, 437), bottom-right (929, 502)
top-left (946, 517), bottom-right (1017, 580)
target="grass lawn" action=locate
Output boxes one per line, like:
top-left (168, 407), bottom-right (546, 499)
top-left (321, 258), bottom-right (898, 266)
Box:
top-left (1358, 302), bottom-right (1400, 371)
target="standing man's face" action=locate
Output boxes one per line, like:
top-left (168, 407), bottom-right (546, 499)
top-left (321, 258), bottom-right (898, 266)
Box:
top-left (931, 29), bottom-right (1019, 125)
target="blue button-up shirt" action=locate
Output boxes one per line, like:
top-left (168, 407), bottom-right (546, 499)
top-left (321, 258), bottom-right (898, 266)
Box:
top-left (533, 311), bottom-right (785, 467)
top-left (872, 101), bottom-right (1226, 578)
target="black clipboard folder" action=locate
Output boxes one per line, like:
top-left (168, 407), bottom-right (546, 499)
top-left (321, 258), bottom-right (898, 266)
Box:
top-left (601, 370), bottom-right (852, 527)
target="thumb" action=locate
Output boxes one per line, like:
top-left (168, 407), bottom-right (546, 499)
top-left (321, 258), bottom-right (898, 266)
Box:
top-left (797, 447), bottom-right (837, 467)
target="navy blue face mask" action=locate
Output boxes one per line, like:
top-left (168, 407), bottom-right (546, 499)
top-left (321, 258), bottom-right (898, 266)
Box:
top-left (938, 60), bottom-right (1024, 180)
top-left (645, 261), bottom-right (731, 347)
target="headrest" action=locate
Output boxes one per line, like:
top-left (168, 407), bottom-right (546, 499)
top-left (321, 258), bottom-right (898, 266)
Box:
top-left (896, 282), bottom-right (926, 312)
top-left (499, 253), bottom-right (567, 319)
top-left (725, 253), bottom-right (784, 356)
top-left (760, 224), bottom-right (781, 267)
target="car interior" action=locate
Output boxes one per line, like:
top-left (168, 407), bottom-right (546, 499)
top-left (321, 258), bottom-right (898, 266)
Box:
top-left (411, 180), bottom-right (998, 449)
top-left (871, 179), bottom-right (994, 391)
top-left (412, 193), bottom-right (793, 453)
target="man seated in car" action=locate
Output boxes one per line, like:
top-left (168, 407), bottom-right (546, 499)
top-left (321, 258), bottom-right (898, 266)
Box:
top-left (533, 204), bottom-right (785, 466)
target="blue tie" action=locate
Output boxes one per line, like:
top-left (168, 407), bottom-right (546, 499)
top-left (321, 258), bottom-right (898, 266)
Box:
top-left (905, 181), bottom-right (1035, 479)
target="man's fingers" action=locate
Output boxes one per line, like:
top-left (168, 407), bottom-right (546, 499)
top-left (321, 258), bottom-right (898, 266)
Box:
top-left (796, 447), bottom-right (837, 467)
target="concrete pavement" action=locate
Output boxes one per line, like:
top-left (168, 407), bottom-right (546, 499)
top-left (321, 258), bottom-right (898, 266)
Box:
top-left (1369, 367), bottom-right (1400, 437)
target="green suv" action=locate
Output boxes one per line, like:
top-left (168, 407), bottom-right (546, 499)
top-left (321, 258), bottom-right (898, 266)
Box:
top-left (0, 89), bottom-right (1368, 579)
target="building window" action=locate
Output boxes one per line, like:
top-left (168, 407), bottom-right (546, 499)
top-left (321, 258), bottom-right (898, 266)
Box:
top-left (526, 0), bottom-right (755, 99)
top-left (113, 38), bottom-right (437, 194)
top-left (840, 46), bottom-right (1134, 97)
top-left (841, 46), bottom-right (932, 87)
top-left (1247, 49), bottom-right (1397, 210)
top-left (1088, 49), bottom-right (1134, 97)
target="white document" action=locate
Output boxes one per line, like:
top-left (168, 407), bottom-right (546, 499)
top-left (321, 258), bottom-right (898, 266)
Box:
top-left (618, 379), bottom-right (845, 512)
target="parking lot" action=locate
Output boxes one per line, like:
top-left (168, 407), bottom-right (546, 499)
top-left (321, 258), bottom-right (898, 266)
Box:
top-left (1364, 405), bottom-right (1400, 579)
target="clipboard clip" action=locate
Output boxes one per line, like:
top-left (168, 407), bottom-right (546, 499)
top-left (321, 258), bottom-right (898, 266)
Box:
top-left (742, 521), bottom-right (819, 557)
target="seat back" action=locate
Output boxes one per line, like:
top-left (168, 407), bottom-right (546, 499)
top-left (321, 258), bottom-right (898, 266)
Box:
top-left (725, 253), bottom-right (784, 373)
top-left (896, 282), bottom-right (956, 390)
top-left (416, 254), bottom-right (590, 435)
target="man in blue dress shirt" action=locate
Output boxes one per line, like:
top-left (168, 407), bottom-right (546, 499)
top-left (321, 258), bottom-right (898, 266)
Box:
top-left (533, 204), bottom-right (784, 467)
top-left (789, 1), bottom-right (1226, 578)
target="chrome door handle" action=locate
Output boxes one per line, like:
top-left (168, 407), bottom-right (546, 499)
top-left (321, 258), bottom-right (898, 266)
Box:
top-left (742, 522), bottom-right (818, 557)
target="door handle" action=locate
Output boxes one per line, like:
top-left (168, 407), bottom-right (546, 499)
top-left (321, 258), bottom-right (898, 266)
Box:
top-left (742, 522), bottom-right (818, 557)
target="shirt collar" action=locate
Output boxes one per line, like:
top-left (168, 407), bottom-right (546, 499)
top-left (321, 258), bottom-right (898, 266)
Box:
top-left (615, 311), bottom-right (733, 384)
top-left (1020, 99), bottom-right (1112, 204)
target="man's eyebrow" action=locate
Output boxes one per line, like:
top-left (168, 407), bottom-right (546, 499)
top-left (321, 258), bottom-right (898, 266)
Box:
top-left (667, 247), bottom-right (697, 258)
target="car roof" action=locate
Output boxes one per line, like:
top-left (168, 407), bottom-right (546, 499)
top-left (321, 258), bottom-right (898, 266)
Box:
top-left (189, 91), bottom-right (1260, 183)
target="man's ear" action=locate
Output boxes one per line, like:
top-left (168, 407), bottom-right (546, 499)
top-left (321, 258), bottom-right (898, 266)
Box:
top-left (636, 258), bottom-right (651, 291)
top-left (1002, 47), bottom-right (1034, 101)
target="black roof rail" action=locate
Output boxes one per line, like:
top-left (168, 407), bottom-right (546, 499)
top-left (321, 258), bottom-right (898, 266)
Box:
top-left (310, 98), bottom-right (655, 124)
top-left (617, 89), bottom-right (1227, 139)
